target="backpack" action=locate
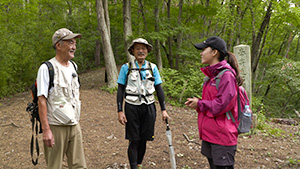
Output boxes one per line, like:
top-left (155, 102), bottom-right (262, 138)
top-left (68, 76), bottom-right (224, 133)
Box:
top-left (26, 60), bottom-right (78, 165)
top-left (215, 69), bottom-right (252, 134)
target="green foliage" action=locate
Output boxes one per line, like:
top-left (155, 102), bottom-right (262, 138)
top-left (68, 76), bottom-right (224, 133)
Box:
top-left (0, 0), bottom-right (299, 121)
top-left (101, 85), bottom-right (117, 94)
top-left (251, 96), bottom-right (264, 115)
top-left (284, 157), bottom-right (300, 168)
top-left (160, 64), bottom-right (205, 106)
top-left (254, 105), bottom-right (286, 138)
top-left (0, 0), bottom-right (98, 98)
top-left (256, 110), bottom-right (268, 131)
top-left (182, 165), bottom-right (192, 169)
top-left (258, 58), bottom-right (300, 118)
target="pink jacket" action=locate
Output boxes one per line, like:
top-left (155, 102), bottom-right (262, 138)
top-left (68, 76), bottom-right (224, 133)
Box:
top-left (197, 60), bottom-right (239, 146)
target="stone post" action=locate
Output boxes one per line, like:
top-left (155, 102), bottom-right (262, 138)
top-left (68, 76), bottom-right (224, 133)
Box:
top-left (233, 45), bottom-right (252, 104)
top-left (234, 45), bottom-right (257, 129)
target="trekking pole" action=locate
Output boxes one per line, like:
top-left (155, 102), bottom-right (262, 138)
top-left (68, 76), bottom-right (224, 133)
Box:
top-left (165, 118), bottom-right (176, 169)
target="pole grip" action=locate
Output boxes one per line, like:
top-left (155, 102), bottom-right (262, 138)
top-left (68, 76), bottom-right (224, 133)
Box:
top-left (165, 118), bottom-right (170, 130)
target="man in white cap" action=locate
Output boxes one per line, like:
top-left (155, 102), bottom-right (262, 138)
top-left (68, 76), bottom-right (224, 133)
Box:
top-left (117, 38), bottom-right (169, 169)
top-left (37, 28), bottom-right (87, 169)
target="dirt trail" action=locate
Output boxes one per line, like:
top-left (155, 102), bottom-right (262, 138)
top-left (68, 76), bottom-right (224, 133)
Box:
top-left (0, 67), bottom-right (299, 169)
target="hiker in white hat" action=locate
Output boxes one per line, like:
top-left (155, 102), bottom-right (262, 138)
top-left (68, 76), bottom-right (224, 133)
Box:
top-left (116, 38), bottom-right (169, 169)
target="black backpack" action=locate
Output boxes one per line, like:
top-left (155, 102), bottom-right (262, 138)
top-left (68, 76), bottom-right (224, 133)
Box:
top-left (26, 60), bottom-right (78, 165)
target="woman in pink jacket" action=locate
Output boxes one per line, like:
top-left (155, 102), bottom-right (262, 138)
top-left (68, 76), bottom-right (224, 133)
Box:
top-left (185, 36), bottom-right (244, 169)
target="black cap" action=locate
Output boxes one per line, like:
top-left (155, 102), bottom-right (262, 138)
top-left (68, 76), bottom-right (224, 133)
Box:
top-left (194, 36), bottom-right (227, 55)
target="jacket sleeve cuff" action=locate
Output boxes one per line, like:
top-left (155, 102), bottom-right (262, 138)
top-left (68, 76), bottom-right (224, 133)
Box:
top-left (197, 99), bottom-right (202, 112)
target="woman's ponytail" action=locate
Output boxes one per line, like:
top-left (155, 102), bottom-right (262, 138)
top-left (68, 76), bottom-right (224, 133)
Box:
top-left (227, 52), bottom-right (244, 86)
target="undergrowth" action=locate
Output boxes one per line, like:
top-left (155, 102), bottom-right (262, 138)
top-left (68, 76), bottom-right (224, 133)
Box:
top-left (160, 65), bottom-right (204, 107)
top-left (101, 85), bottom-right (117, 94)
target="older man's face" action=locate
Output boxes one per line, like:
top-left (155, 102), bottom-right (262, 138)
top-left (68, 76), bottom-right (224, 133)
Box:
top-left (56, 38), bottom-right (77, 60)
top-left (132, 43), bottom-right (148, 62)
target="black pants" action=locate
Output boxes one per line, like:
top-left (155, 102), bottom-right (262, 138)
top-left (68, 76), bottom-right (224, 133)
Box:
top-left (125, 103), bottom-right (156, 169)
top-left (208, 158), bottom-right (234, 169)
top-left (128, 140), bottom-right (147, 169)
top-left (201, 141), bottom-right (236, 167)
top-left (125, 103), bottom-right (156, 140)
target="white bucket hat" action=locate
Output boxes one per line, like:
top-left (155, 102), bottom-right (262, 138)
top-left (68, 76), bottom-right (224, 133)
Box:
top-left (128, 38), bottom-right (153, 55)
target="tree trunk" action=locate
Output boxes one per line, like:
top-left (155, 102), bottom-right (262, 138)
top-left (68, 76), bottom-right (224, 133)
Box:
top-left (123, 0), bottom-right (134, 62)
top-left (96, 0), bottom-right (118, 88)
top-left (94, 39), bottom-right (101, 66)
top-left (278, 33), bottom-right (289, 56)
top-left (236, 1), bottom-right (248, 45)
top-left (296, 36), bottom-right (300, 56)
top-left (167, 39), bottom-right (173, 69)
top-left (137, 0), bottom-right (142, 35)
top-left (138, 0), bottom-right (149, 33)
top-left (251, 0), bottom-right (273, 74)
top-left (103, 0), bottom-right (110, 38)
top-left (167, 0), bottom-right (174, 68)
top-left (253, 23), bottom-right (269, 94)
top-left (175, 0), bottom-right (183, 70)
top-left (66, 0), bottom-right (72, 15)
top-left (154, 0), bottom-right (162, 70)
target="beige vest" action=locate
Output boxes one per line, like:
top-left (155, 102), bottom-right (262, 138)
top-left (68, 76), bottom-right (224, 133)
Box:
top-left (47, 58), bottom-right (81, 125)
top-left (125, 61), bottom-right (155, 105)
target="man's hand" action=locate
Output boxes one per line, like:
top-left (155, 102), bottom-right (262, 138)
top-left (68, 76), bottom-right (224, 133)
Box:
top-left (42, 129), bottom-right (54, 147)
top-left (118, 111), bottom-right (127, 125)
top-left (162, 110), bottom-right (169, 122)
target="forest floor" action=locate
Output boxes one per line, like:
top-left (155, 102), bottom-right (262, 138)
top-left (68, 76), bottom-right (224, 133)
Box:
top-left (1, 67), bottom-right (300, 169)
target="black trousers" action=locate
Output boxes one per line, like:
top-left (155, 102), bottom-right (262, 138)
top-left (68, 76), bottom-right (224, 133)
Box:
top-left (125, 103), bottom-right (156, 141)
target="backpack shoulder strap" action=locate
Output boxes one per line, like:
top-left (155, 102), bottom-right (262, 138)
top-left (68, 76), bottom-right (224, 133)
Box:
top-left (240, 86), bottom-right (248, 105)
top-left (215, 69), bottom-right (241, 123)
top-left (214, 69), bottom-right (231, 90)
top-left (125, 62), bottom-right (133, 87)
top-left (43, 61), bottom-right (54, 91)
top-left (148, 61), bottom-right (154, 76)
top-left (69, 60), bottom-right (78, 71)
top-left (43, 60), bottom-right (79, 90)
top-left (69, 60), bottom-right (80, 84)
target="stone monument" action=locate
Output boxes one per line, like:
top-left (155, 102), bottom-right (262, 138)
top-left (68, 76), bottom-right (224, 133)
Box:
top-left (234, 45), bottom-right (257, 129)
top-left (234, 45), bottom-right (252, 104)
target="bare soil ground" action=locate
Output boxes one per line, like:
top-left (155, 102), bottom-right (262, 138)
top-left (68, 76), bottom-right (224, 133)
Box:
top-left (1, 67), bottom-right (300, 169)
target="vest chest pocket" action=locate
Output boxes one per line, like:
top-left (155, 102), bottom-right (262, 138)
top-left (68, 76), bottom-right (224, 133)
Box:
top-left (60, 84), bottom-right (72, 98)
top-left (130, 72), bottom-right (138, 81)
top-left (54, 82), bottom-right (68, 96)
top-left (126, 85), bottom-right (138, 94)
top-left (126, 72), bottom-right (138, 88)
top-left (145, 77), bottom-right (155, 94)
